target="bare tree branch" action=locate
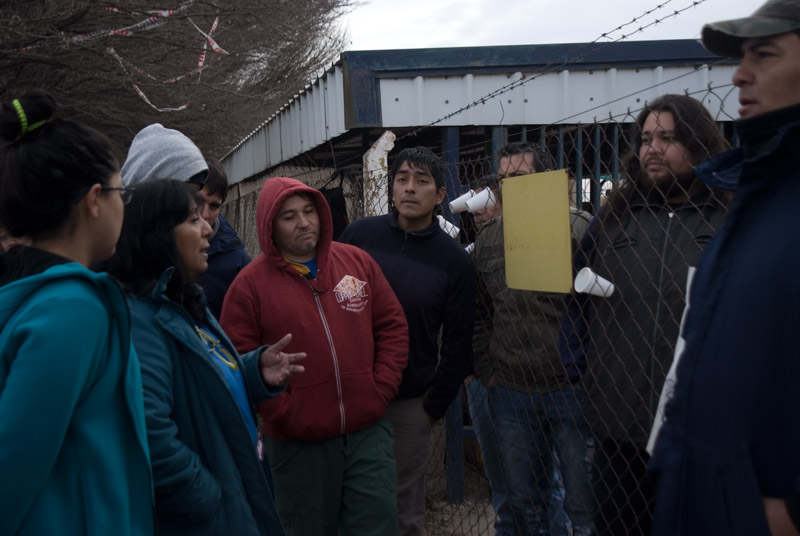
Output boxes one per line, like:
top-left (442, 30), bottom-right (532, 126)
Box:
top-left (0, 0), bottom-right (355, 157)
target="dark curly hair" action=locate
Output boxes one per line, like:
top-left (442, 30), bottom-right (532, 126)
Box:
top-left (602, 94), bottom-right (730, 223)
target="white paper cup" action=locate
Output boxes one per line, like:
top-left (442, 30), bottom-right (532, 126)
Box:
top-left (436, 215), bottom-right (460, 239)
top-left (449, 190), bottom-right (475, 213)
top-left (466, 187), bottom-right (496, 213)
top-left (574, 267), bottom-right (615, 297)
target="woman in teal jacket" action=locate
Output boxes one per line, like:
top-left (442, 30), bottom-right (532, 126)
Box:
top-left (103, 179), bottom-right (304, 536)
top-left (0, 92), bottom-right (153, 534)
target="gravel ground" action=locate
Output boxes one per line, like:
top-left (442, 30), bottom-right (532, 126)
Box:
top-left (424, 423), bottom-right (496, 536)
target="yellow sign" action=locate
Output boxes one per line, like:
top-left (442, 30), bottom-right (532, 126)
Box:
top-left (502, 169), bottom-right (572, 293)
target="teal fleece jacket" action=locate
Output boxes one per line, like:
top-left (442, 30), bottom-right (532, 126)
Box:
top-left (0, 262), bottom-right (154, 535)
top-left (129, 268), bottom-right (285, 535)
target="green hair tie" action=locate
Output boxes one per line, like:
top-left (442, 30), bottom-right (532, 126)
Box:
top-left (12, 99), bottom-right (46, 136)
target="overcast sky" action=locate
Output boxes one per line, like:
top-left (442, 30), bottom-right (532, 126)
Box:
top-left (341, 0), bottom-right (757, 51)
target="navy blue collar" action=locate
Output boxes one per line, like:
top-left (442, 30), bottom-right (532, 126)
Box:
top-left (388, 210), bottom-right (441, 238)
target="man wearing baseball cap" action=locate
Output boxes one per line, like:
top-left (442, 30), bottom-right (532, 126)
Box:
top-left (649, 1), bottom-right (800, 535)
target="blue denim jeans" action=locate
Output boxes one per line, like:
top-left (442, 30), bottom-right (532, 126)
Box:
top-left (551, 448), bottom-right (569, 536)
top-left (466, 378), bottom-right (514, 535)
top-left (489, 384), bottom-right (594, 536)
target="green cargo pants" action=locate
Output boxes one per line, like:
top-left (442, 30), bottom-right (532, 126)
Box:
top-left (265, 418), bottom-right (398, 536)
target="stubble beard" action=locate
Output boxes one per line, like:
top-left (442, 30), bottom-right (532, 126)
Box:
top-left (293, 235), bottom-right (318, 259)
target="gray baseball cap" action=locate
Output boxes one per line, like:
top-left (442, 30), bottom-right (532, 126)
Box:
top-left (702, 0), bottom-right (800, 58)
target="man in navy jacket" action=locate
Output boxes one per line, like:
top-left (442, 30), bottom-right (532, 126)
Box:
top-left (649, 1), bottom-right (800, 534)
top-left (339, 146), bottom-right (475, 536)
top-left (196, 158), bottom-right (251, 319)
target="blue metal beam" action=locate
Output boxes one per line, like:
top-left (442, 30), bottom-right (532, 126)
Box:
top-left (575, 128), bottom-right (583, 203)
top-left (490, 126), bottom-right (506, 174)
top-left (593, 125), bottom-right (602, 210)
top-left (442, 127), bottom-right (461, 224)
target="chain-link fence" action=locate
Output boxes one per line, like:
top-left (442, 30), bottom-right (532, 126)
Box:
top-left (221, 91), bottom-right (733, 535)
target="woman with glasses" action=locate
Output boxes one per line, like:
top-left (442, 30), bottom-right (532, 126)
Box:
top-left (102, 185), bottom-right (136, 204)
top-left (0, 91), bottom-right (153, 534)
top-left (102, 178), bottom-right (304, 536)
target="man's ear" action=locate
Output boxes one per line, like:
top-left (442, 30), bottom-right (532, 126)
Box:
top-left (436, 186), bottom-right (446, 205)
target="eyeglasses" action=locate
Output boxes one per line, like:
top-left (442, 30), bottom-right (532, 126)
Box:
top-left (101, 186), bottom-right (135, 205)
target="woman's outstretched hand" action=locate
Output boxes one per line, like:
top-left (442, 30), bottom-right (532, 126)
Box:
top-left (258, 333), bottom-right (306, 387)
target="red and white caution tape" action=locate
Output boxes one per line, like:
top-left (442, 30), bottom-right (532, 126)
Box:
top-left (105, 13), bottom-right (227, 111)
top-left (102, 2), bottom-right (196, 18)
top-left (20, 0), bottom-right (196, 51)
top-left (100, 1), bottom-right (197, 21)
top-left (31, 0), bottom-right (229, 113)
top-left (188, 17), bottom-right (229, 55)
top-left (163, 66), bottom-right (203, 84)
top-left (132, 84), bottom-right (189, 112)
top-left (106, 47), bottom-right (157, 81)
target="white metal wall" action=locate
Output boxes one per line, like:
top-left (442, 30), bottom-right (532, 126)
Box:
top-left (223, 61), bottom-right (738, 186)
top-left (378, 64), bottom-right (738, 127)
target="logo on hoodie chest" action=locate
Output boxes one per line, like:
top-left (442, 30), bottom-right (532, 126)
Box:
top-left (333, 275), bottom-right (369, 313)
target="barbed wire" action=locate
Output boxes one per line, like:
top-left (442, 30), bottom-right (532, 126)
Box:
top-left (557, 72), bottom-right (731, 125)
top-left (231, 0), bottom-right (731, 186)
top-left (272, 0), bottom-right (721, 177)
top-left (295, 80), bottom-right (732, 180)
top-left (394, 0), bottom-right (711, 143)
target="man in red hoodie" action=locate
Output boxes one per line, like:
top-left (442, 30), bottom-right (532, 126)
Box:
top-left (221, 177), bottom-right (409, 536)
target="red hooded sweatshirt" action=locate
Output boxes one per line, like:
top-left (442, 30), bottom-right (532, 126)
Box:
top-left (220, 177), bottom-right (408, 441)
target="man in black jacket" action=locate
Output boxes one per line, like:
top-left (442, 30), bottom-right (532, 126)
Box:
top-left (562, 94), bottom-right (729, 535)
top-left (339, 146), bottom-right (475, 536)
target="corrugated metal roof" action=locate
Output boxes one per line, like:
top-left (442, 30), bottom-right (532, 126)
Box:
top-left (223, 40), bottom-right (738, 185)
